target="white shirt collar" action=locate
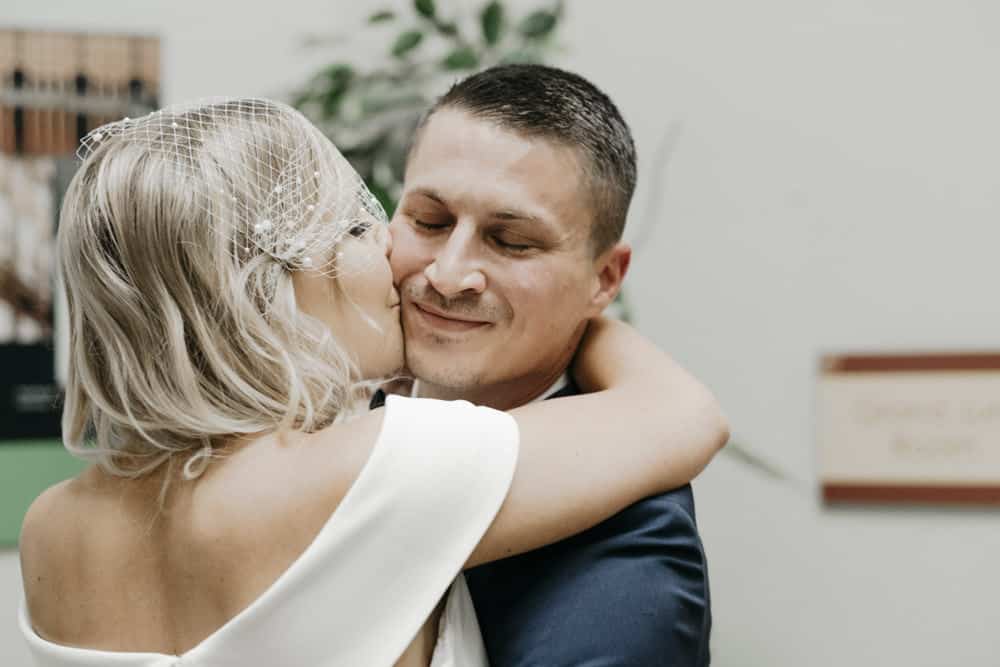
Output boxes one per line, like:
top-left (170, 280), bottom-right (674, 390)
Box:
top-left (534, 373), bottom-right (570, 403)
top-left (410, 373), bottom-right (571, 404)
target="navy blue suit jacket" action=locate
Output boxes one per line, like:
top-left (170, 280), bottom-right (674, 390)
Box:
top-left (371, 384), bottom-right (712, 666)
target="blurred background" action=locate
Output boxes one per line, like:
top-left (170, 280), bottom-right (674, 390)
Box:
top-left (1, 1), bottom-right (997, 665)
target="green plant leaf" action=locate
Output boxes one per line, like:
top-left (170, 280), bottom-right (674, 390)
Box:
top-left (369, 9), bottom-right (395, 23)
top-left (323, 66), bottom-right (354, 97)
top-left (321, 92), bottom-right (346, 118)
top-left (441, 46), bottom-right (480, 70)
top-left (519, 10), bottom-right (557, 39)
top-left (414, 0), bottom-right (436, 19)
top-left (323, 63), bottom-right (354, 86)
top-left (310, 64), bottom-right (354, 117)
top-left (481, 1), bottom-right (504, 45)
top-left (391, 30), bottom-right (424, 58)
top-left (435, 21), bottom-right (459, 36)
top-left (368, 179), bottom-right (397, 217)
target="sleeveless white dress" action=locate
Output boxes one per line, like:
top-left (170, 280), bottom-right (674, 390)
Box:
top-left (19, 396), bottom-right (519, 667)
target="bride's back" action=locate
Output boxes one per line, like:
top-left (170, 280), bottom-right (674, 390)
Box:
top-left (19, 415), bottom-right (381, 655)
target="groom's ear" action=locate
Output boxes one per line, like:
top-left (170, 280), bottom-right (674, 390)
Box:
top-left (588, 242), bottom-right (631, 315)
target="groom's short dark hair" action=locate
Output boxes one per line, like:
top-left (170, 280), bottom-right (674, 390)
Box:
top-left (412, 64), bottom-right (637, 254)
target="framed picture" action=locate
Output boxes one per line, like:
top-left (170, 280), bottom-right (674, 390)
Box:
top-left (818, 352), bottom-right (1000, 504)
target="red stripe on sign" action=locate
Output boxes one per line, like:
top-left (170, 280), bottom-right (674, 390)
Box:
top-left (823, 484), bottom-right (1000, 505)
top-left (821, 353), bottom-right (1000, 374)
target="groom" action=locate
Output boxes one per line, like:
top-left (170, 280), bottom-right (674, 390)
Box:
top-left (381, 64), bottom-right (714, 666)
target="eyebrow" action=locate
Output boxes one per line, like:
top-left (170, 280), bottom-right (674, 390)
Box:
top-left (406, 187), bottom-right (446, 205)
top-left (490, 209), bottom-right (545, 225)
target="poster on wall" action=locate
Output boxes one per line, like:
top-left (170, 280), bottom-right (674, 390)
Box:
top-left (0, 28), bottom-right (160, 442)
top-left (818, 352), bottom-right (1000, 504)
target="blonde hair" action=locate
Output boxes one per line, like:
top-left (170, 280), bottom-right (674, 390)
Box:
top-left (59, 99), bottom-right (371, 480)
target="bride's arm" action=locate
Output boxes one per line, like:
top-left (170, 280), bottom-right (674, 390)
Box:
top-left (465, 317), bottom-right (728, 568)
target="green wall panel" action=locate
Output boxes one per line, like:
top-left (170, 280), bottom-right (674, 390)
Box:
top-left (0, 441), bottom-right (87, 547)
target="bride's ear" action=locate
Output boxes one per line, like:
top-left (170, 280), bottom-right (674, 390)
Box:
top-left (589, 243), bottom-right (631, 314)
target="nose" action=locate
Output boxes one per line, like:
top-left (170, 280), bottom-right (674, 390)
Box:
top-left (424, 227), bottom-right (486, 297)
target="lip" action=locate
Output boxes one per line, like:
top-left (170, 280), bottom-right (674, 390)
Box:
top-left (411, 302), bottom-right (489, 333)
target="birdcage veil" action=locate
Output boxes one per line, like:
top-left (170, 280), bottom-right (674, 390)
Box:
top-left (77, 97), bottom-right (388, 276)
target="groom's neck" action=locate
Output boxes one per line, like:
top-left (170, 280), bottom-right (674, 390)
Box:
top-left (416, 369), bottom-right (565, 410)
top-left (417, 362), bottom-right (571, 411)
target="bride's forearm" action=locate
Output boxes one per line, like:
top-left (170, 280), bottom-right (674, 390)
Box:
top-left (571, 316), bottom-right (729, 485)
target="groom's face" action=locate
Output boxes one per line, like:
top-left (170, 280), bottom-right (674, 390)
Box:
top-left (390, 108), bottom-right (602, 393)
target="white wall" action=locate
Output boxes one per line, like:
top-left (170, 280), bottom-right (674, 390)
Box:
top-left (567, 3), bottom-right (1000, 665)
top-left (3, 1), bottom-right (998, 665)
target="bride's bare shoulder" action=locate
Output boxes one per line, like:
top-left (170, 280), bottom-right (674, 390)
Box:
top-left (19, 472), bottom-right (101, 635)
top-left (20, 472), bottom-right (93, 557)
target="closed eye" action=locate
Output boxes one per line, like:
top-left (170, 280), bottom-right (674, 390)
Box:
top-left (414, 219), bottom-right (451, 231)
top-left (494, 237), bottom-right (534, 252)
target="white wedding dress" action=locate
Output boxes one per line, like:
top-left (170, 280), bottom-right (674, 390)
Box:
top-left (19, 396), bottom-right (519, 667)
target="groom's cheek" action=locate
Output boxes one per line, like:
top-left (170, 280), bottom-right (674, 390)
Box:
top-left (388, 236), bottom-right (413, 284)
top-left (387, 221), bottom-right (425, 283)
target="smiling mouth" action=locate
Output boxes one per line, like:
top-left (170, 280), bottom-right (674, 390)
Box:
top-left (412, 303), bottom-right (489, 333)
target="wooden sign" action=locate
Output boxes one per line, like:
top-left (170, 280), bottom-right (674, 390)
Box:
top-left (818, 353), bottom-right (1000, 504)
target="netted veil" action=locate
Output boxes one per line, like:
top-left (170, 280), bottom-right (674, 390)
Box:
top-left (77, 97), bottom-right (388, 275)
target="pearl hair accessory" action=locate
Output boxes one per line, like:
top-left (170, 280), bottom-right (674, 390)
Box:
top-left (77, 97), bottom-right (389, 276)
